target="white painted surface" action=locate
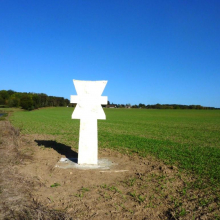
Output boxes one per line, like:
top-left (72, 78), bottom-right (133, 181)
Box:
top-left (78, 118), bottom-right (98, 164)
top-left (71, 80), bottom-right (108, 165)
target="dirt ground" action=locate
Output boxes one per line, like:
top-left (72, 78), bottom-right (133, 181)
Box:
top-left (0, 120), bottom-right (219, 220)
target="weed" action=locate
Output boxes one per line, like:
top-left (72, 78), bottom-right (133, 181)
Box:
top-left (127, 178), bottom-right (136, 186)
top-left (50, 183), bottom-right (60, 187)
top-left (102, 184), bottom-right (121, 193)
top-left (122, 195), bottom-right (126, 199)
top-left (74, 193), bottom-right (84, 198)
top-left (110, 186), bottom-right (121, 193)
top-left (104, 193), bottom-right (111, 199)
top-left (179, 208), bottom-right (186, 216)
top-left (138, 194), bottom-right (146, 203)
top-left (120, 203), bottom-right (125, 209)
top-left (101, 184), bottom-right (107, 189)
top-left (80, 187), bottom-right (89, 193)
top-left (182, 188), bottom-right (187, 196)
top-left (173, 199), bottom-right (182, 208)
top-left (129, 191), bottom-right (136, 198)
top-left (199, 198), bottom-right (209, 207)
top-left (149, 195), bottom-right (155, 200)
top-left (128, 209), bottom-right (133, 214)
top-left (145, 202), bottom-right (155, 208)
top-left (214, 213), bottom-right (220, 220)
top-left (114, 203), bottom-right (120, 211)
top-left (74, 187), bottom-right (90, 198)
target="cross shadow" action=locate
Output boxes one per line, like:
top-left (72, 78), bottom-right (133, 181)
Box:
top-left (35, 140), bottom-right (78, 162)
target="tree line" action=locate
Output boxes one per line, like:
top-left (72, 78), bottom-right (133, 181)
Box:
top-left (1, 90), bottom-right (218, 110)
top-left (0, 90), bottom-right (73, 110)
top-left (108, 102), bottom-right (219, 110)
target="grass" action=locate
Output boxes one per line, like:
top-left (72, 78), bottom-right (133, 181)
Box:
top-left (8, 107), bottom-right (220, 183)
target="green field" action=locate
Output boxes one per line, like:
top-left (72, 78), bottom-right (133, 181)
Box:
top-left (9, 107), bottom-right (220, 183)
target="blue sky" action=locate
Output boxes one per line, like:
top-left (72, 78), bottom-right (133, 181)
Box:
top-left (1, 0), bottom-right (220, 107)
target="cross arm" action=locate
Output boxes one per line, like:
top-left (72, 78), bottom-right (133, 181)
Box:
top-left (71, 95), bottom-right (107, 105)
top-left (71, 95), bottom-right (79, 104)
top-left (100, 96), bottom-right (108, 105)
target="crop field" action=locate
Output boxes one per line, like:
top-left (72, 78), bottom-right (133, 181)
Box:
top-left (9, 107), bottom-right (220, 182)
top-left (0, 107), bottom-right (219, 219)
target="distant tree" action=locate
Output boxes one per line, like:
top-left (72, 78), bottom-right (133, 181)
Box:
top-left (7, 90), bottom-right (15, 96)
top-left (20, 95), bottom-right (33, 110)
top-left (8, 94), bottom-right (19, 107)
top-left (32, 94), bottom-right (40, 108)
top-left (139, 103), bottom-right (145, 108)
top-left (39, 93), bottom-right (48, 107)
top-left (0, 89), bottom-right (75, 110)
top-left (132, 105), bottom-right (138, 108)
top-left (118, 104), bottom-right (125, 108)
top-left (196, 105), bottom-right (203, 109)
top-left (155, 103), bottom-right (162, 109)
top-left (0, 90), bottom-right (9, 104)
top-left (0, 96), bottom-right (4, 105)
top-left (64, 98), bottom-right (70, 106)
top-left (58, 97), bottom-right (65, 106)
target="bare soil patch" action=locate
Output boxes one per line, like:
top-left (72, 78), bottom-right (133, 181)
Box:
top-left (0, 120), bottom-right (219, 219)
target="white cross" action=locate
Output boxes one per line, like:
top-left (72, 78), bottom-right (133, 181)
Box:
top-left (70, 79), bottom-right (108, 165)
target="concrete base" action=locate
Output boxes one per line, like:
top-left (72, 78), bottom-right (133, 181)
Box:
top-left (55, 157), bottom-right (116, 170)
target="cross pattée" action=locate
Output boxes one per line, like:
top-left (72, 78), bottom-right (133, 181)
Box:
top-left (70, 80), bottom-right (108, 165)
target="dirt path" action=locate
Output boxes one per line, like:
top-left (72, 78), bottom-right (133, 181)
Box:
top-left (0, 120), bottom-right (219, 219)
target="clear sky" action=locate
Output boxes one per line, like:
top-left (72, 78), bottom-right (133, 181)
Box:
top-left (1, 0), bottom-right (220, 107)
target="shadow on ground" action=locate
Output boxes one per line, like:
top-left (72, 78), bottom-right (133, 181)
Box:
top-left (35, 140), bottom-right (78, 159)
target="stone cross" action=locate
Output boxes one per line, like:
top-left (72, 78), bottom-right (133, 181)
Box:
top-left (70, 80), bottom-right (108, 165)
